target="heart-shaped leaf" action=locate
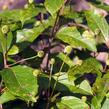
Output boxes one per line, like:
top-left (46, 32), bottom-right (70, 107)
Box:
top-left (1, 65), bottom-right (38, 102)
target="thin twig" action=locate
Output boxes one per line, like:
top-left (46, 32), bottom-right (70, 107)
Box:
top-left (68, 22), bottom-right (90, 30)
top-left (50, 54), bottom-right (67, 98)
top-left (8, 55), bottom-right (38, 67)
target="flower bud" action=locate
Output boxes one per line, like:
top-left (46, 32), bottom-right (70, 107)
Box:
top-left (34, 21), bottom-right (41, 27)
top-left (81, 96), bottom-right (87, 102)
top-left (37, 51), bottom-right (44, 58)
top-left (73, 57), bottom-right (83, 65)
top-left (2, 25), bottom-right (9, 34)
top-left (64, 45), bottom-right (72, 54)
top-left (50, 58), bottom-right (55, 65)
top-left (28, 0), bottom-right (34, 4)
top-left (33, 69), bottom-right (41, 77)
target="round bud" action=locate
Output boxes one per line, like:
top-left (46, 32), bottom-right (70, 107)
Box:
top-left (81, 96), bottom-right (87, 102)
top-left (33, 69), bottom-right (41, 77)
top-left (28, 0), bottom-right (34, 4)
top-left (50, 58), bottom-right (55, 65)
top-left (64, 45), bottom-right (72, 54)
top-left (37, 51), bottom-right (44, 58)
top-left (73, 56), bottom-right (83, 65)
top-left (1, 25), bottom-right (9, 34)
top-left (34, 21), bottom-right (41, 27)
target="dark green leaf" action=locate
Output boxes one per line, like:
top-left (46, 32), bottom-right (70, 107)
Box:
top-left (1, 65), bottom-right (38, 102)
top-left (92, 72), bottom-right (109, 109)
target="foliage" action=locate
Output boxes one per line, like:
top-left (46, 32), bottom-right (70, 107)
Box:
top-left (0, 0), bottom-right (109, 109)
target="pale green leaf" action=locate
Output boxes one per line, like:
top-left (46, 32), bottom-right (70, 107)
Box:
top-left (57, 52), bottom-right (74, 67)
top-left (8, 45), bottom-right (19, 55)
top-left (45, 0), bottom-right (64, 16)
top-left (101, 98), bottom-right (109, 109)
top-left (57, 96), bottom-right (89, 109)
top-left (53, 73), bottom-right (93, 95)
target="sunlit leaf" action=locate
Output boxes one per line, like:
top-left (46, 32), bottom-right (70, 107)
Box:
top-left (68, 58), bottom-right (102, 81)
top-left (56, 96), bottom-right (89, 109)
top-left (45, 0), bottom-right (64, 16)
top-left (85, 10), bottom-right (109, 41)
top-left (0, 91), bottom-right (16, 104)
top-left (8, 45), bottom-right (19, 55)
top-left (56, 26), bottom-right (97, 51)
top-left (53, 73), bottom-right (93, 95)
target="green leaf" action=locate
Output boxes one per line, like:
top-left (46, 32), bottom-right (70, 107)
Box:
top-left (54, 73), bottom-right (93, 95)
top-left (56, 26), bottom-right (97, 51)
top-left (8, 45), bottom-right (19, 55)
top-left (6, 32), bottom-right (13, 50)
top-left (0, 91), bottom-right (16, 104)
top-left (91, 96), bottom-right (101, 109)
top-left (44, 0), bottom-right (64, 16)
top-left (38, 73), bottom-right (93, 95)
top-left (19, 6), bottom-right (46, 25)
top-left (1, 65), bottom-right (38, 102)
top-left (68, 58), bottom-right (102, 81)
top-left (101, 98), bottom-right (109, 109)
top-left (0, 30), bottom-right (6, 53)
top-left (0, 30), bottom-right (13, 53)
top-left (16, 18), bottom-right (54, 43)
top-left (85, 10), bottom-right (109, 41)
top-left (79, 80), bottom-right (93, 95)
top-left (56, 96), bottom-right (89, 109)
top-left (61, 6), bottom-right (79, 19)
top-left (0, 10), bottom-right (20, 22)
top-left (57, 52), bottom-right (74, 67)
top-left (0, 6), bottom-right (45, 25)
top-left (15, 17), bottom-right (54, 52)
top-left (92, 72), bottom-right (109, 109)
